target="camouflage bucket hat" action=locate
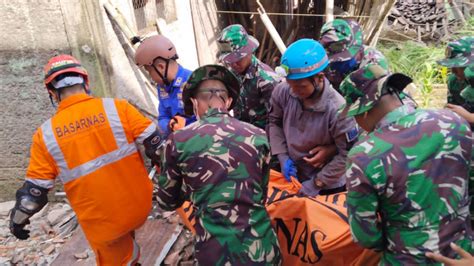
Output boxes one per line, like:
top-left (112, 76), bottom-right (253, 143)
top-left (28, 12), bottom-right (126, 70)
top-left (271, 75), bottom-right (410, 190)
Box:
top-left (217, 24), bottom-right (260, 64)
top-left (461, 65), bottom-right (474, 103)
top-left (183, 64), bottom-right (241, 115)
top-left (437, 36), bottom-right (474, 68)
top-left (320, 19), bottom-right (364, 63)
top-left (339, 64), bottom-right (413, 117)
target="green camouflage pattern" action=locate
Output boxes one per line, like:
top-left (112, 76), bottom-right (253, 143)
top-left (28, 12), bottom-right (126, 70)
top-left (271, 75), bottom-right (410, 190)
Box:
top-left (437, 36), bottom-right (474, 68)
top-left (461, 65), bottom-right (474, 103)
top-left (182, 64), bottom-right (241, 116)
top-left (157, 108), bottom-right (281, 265)
top-left (232, 55), bottom-right (281, 130)
top-left (447, 73), bottom-right (474, 113)
top-left (325, 45), bottom-right (389, 91)
top-left (339, 63), bottom-right (413, 117)
top-left (217, 24), bottom-right (259, 64)
top-left (346, 105), bottom-right (474, 265)
top-left (320, 19), bottom-right (364, 62)
top-left (339, 64), bottom-right (392, 117)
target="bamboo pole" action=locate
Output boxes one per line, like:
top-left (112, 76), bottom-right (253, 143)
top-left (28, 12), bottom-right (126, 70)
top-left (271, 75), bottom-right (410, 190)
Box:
top-left (326, 0), bottom-right (334, 22)
top-left (256, 0), bottom-right (287, 53)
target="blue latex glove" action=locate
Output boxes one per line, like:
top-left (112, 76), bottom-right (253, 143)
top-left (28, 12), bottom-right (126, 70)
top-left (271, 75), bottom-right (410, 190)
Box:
top-left (298, 179), bottom-right (321, 197)
top-left (282, 159), bottom-right (298, 182)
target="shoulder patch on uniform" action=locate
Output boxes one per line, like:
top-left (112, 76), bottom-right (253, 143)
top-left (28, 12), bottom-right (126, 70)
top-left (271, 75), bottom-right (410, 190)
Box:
top-left (346, 127), bottom-right (359, 142)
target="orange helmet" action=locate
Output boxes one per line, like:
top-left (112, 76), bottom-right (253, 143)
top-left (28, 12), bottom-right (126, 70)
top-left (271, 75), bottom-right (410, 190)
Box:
top-left (43, 55), bottom-right (89, 91)
top-left (134, 35), bottom-right (178, 66)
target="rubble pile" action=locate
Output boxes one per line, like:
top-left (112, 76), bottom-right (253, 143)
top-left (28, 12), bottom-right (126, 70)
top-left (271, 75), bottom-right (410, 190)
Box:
top-left (0, 201), bottom-right (77, 265)
top-left (387, 0), bottom-right (468, 41)
top-left (0, 200), bottom-right (195, 265)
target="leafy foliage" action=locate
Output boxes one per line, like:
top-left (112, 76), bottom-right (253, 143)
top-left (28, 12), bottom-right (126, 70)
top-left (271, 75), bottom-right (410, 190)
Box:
top-left (377, 17), bottom-right (474, 107)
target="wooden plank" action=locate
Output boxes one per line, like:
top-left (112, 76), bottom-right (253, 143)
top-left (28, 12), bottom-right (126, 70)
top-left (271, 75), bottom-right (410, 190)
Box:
top-left (189, 0), bottom-right (220, 65)
top-left (52, 219), bottom-right (182, 265)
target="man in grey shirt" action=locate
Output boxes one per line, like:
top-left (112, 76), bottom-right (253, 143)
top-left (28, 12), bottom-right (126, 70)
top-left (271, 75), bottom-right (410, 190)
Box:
top-left (270, 39), bottom-right (358, 196)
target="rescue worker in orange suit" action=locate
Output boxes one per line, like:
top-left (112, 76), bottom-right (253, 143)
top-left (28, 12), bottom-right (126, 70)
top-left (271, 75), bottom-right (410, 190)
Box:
top-left (8, 55), bottom-right (164, 265)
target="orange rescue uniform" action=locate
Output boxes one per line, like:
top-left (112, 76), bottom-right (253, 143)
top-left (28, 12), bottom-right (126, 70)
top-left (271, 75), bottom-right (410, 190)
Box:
top-left (26, 94), bottom-right (154, 265)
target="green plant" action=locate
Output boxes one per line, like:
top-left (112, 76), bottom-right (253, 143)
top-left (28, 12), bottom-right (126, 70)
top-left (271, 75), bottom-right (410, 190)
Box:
top-left (378, 41), bottom-right (445, 107)
top-left (377, 16), bottom-right (474, 107)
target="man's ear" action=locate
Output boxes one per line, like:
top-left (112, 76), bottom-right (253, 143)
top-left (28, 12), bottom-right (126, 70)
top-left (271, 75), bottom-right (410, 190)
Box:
top-left (190, 97), bottom-right (199, 117)
top-left (316, 72), bottom-right (325, 82)
top-left (225, 97), bottom-right (233, 110)
top-left (47, 89), bottom-right (59, 102)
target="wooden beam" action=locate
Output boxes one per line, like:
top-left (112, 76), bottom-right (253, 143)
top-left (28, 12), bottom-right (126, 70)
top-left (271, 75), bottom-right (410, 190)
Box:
top-left (325, 0), bottom-right (334, 22)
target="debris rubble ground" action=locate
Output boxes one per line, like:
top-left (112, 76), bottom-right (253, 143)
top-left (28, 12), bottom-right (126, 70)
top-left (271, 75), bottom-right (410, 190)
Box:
top-left (0, 198), bottom-right (195, 265)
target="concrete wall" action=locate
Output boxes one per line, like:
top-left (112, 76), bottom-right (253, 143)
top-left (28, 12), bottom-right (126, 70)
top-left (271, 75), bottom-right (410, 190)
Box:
top-left (0, 0), bottom-right (70, 200)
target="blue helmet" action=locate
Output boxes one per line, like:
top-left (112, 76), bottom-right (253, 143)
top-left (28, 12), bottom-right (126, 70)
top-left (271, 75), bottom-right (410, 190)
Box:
top-left (278, 39), bottom-right (329, 80)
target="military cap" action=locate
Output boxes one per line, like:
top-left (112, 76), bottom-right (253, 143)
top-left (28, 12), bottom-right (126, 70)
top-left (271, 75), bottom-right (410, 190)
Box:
top-left (437, 37), bottom-right (474, 68)
top-left (183, 64), bottom-right (241, 115)
top-left (339, 64), bottom-right (413, 117)
top-left (217, 24), bottom-right (259, 64)
top-left (320, 19), bottom-right (364, 62)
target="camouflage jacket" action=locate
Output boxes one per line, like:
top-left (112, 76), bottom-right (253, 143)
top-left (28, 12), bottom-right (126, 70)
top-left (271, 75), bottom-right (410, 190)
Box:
top-left (157, 108), bottom-right (281, 266)
top-left (346, 105), bottom-right (474, 265)
top-left (329, 46), bottom-right (416, 108)
top-left (233, 55), bottom-right (281, 130)
top-left (327, 45), bottom-right (389, 91)
top-left (447, 73), bottom-right (474, 113)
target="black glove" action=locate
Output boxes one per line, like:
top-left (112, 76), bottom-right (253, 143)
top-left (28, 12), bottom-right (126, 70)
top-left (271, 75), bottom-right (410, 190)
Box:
top-left (10, 209), bottom-right (31, 240)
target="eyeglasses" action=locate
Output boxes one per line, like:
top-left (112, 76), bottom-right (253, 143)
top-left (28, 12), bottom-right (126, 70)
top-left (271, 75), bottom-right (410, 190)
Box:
top-left (195, 88), bottom-right (229, 100)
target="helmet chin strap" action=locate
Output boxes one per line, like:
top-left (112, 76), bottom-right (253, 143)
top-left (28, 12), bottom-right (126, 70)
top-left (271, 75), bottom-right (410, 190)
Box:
top-left (152, 58), bottom-right (172, 86)
top-left (308, 78), bottom-right (322, 99)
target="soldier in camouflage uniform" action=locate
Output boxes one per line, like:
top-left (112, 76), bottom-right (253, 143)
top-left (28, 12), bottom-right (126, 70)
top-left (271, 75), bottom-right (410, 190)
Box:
top-left (156, 64), bottom-right (281, 265)
top-left (320, 19), bottom-right (389, 91)
top-left (339, 63), bottom-right (474, 265)
top-left (446, 66), bottom-right (474, 228)
top-left (437, 36), bottom-right (474, 113)
top-left (217, 24), bottom-right (281, 130)
top-left (447, 65), bottom-right (474, 124)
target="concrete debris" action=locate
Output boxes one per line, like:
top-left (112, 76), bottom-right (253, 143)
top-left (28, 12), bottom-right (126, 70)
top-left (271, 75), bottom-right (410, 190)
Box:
top-left (74, 250), bottom-right (89, 260)
top-left (43, 244), bottom-right (55, 255)
top-left (11, 251), bottom-right (25, 264)
top-left (0, 199), bottom-right (196, 265)
top-left (0, 201), bottom-right (15, 217)
top-left (47, 206), bottom-right (72, 226)
top-left (0, 200), bottom-right (77, 265)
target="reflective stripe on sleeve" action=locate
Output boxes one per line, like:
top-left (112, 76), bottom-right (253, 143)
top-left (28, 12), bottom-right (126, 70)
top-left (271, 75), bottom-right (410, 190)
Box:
top-left (25, 178), bottom-right (55, 189)
top-left (136, 123), bottom-right (157, 143)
